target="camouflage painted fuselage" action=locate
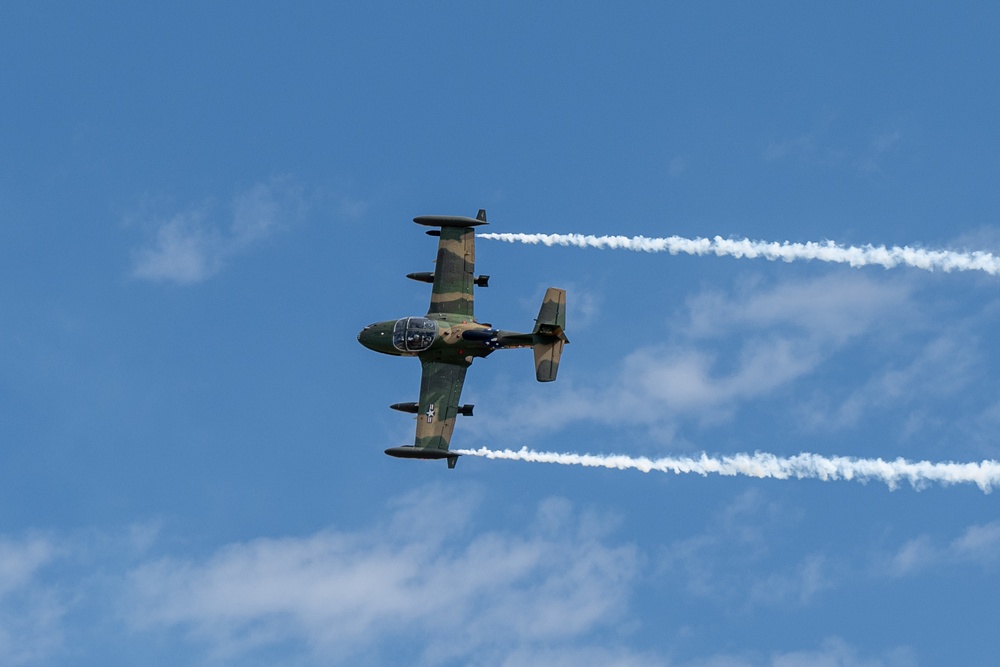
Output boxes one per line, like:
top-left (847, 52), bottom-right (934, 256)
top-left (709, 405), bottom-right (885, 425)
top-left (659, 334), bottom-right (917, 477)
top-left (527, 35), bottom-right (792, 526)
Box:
top-left (357, 210), bottom-right (566, 467)
top-left (356, 313), bottom-right (532, 364)
top-left (356, 313), bottom-right (535, 453)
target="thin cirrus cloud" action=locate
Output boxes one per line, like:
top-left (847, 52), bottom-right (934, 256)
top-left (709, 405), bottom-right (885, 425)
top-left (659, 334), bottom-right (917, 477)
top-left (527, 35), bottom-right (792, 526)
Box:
top-left (0, 492), bottom-right (931, 666)
top-left (469, 272), bottom-right (911, 443)
top-left (762, 116), bottom-right (904, 176)
top-left (886, 520), bottom-right (1000, 577)
top-left (0, 534), bottom-right (64, 665)
top-left (0, 488), bottom-right (638, 665)
top-left (129, 180), bottom-right (306, 285)
top-left (121, 488), bottom-right (639, 665)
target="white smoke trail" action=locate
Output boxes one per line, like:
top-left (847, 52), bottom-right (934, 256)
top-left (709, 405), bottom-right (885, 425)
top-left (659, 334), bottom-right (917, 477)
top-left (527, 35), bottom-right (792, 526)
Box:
top-left (453, 447), bottom-right (1000, 492)
top-left (479, 232), bottom-right (1000, 275)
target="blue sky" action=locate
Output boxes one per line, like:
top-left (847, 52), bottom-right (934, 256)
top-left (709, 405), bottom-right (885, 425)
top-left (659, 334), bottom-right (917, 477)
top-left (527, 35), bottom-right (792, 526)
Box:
top-left (3, 3), bottom-right (1000, 665)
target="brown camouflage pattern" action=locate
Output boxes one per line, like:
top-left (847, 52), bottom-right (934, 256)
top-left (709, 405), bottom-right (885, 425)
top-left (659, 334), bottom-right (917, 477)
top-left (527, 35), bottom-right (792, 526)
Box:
top-left (531, 287), bottom-right (568, 382)
top-left (533, 287), bottom-right (566, 333)
top-left (428, 226), bottom-right (476, 318)
top-left (357, 211), bottom-right (568, 464)
top-left (415, 358), bottom-right (468, 451)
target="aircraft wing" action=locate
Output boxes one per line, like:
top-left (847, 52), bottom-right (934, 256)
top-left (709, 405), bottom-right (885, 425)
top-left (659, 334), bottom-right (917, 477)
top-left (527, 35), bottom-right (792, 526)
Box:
top-left (429, 225), bottom-right (476, 317)
top-left (413, 358), bottom-right (468, 452)
top-left (413, 211), bottom-right (488, 318)
top-left (383, 358), bottom-right (470, 468)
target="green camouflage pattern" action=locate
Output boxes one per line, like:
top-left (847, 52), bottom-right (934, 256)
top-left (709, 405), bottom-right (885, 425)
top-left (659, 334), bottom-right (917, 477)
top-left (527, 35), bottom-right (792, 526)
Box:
top-left (533, 287), bottom-right (566, 334)
top-left (533, 339), bottom-right (564, 382)
top-left (415, 358), bottom-right (468, 451)
top-left (428, 226), bottom-right (476, 318)
top-left (356, 210), bottom-right (568, 465)
top-left (531, 288), bottom-right (568, 382)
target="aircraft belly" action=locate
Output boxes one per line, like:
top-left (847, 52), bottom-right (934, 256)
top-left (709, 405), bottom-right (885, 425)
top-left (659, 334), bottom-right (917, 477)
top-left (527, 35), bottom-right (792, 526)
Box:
top-left (425, 327), bottom-right (494, 361)
top-left (422, 344), bottom-right (490, 364)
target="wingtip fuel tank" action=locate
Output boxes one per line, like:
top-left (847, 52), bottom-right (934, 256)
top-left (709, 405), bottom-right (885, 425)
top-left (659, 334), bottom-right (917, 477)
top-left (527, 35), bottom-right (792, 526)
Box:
top-left (413, 211), bottom-right (489, 228)
top-left (384, 446), bottom-right (460, 469)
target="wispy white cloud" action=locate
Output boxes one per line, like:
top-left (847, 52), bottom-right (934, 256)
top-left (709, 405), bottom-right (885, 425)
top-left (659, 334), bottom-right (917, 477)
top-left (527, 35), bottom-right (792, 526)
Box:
top-left (497, 645), bottom-right (666, 667)
top-left (885, 520), bottom-right (1000, 577)
top-left (764, 130), bottom-right (828, 163)
top-left (0, 491), bottom-right (642, 665)
top-left (0, 503), bottom-right (940, 667)
top-left (801, 330), bottom-right (980, 433)
top-left (768, 637), bottom-right (916, 667)
top-left (748, 554), bottom-right (834, 606)
top-left (123, 485), bottom-right (640, 665)
top-left (518, 281), bottom-right (603, 331)
top-left (0, 534), bottom-right (65, 665)
top-left (0, 534), bottom-right (55, 596)
top-left (857, 130), bottom-right (903, 175)
top-left (129, 178), bottom-right (306, 285)
top-left (680, 273), bottom-right (911, 343)
top-left (648, 491), bottom-right (836, 609)
top-left (762, 114), bottom-right (905, 176)
top-left (678, 638), bottom-right (916, 667)
top-left (470, 274), bottom-right (908, 443)
top-left (0, 522), bottom-right (167, 666)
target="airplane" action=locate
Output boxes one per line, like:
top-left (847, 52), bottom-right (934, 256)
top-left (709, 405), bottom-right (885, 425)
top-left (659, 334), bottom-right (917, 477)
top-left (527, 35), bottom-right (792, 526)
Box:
top-left (357, 209), bottom-right (568, 468)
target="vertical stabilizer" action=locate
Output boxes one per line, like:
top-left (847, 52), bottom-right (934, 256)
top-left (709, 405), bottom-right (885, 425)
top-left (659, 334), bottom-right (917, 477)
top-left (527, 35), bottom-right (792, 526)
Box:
top-left (533, 287), bottom-right (566, 335)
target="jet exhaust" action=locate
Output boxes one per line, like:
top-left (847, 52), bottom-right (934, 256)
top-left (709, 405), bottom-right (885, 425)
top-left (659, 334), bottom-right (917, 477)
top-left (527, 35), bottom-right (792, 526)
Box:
top-left (479, 232), bottom-right (1000, 276)
top-left (453, 446), bottom-right (1000, 493)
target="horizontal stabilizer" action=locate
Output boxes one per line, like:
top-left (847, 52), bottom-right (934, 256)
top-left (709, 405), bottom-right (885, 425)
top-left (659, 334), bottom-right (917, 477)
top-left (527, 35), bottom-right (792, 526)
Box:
top-left (533, 339), bottom-right (565, 382)
top-left (532, 287), bottom-right (568, 382)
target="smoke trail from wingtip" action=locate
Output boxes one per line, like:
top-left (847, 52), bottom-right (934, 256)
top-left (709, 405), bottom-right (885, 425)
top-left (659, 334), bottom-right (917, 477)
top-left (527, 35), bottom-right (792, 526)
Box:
top-left (453, 447), bottom-right (1000, 492)
top-left (479, 232), bottom-right (1000, 275)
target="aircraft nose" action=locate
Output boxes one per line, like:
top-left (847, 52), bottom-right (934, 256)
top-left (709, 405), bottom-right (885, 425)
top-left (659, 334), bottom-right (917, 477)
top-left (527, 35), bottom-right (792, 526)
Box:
top-left (357, 325), bottom-right (372, 347)
top-left (358, 320), bottom-right (398, 354)
top-left (357, 323), bottom-right (382, 351)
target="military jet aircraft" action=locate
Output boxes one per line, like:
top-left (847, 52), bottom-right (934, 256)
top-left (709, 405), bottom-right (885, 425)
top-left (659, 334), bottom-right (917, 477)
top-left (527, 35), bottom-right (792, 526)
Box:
top-left (357, 209), bottom-right (568, 468)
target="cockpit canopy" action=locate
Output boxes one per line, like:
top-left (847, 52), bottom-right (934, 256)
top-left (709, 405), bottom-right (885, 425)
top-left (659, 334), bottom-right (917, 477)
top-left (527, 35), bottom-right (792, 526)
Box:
top-left (392, 316), bottom-right (437, 352)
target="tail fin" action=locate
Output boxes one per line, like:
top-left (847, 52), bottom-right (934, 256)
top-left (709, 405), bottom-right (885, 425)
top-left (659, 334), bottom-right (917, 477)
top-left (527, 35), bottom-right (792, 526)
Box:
top-left (532, 288), bottom-right (568, 382)
top-left (533, 287), bottom-right (566, 336)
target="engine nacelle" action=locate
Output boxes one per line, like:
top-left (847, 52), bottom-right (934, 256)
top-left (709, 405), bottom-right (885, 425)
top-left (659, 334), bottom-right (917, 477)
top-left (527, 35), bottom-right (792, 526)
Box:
top-left (459, 404), bottom-right (474, 417)
top-left (475, 275), bottom-right (490, 287)
top-left (461, 328), bottom-right (499, 342)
